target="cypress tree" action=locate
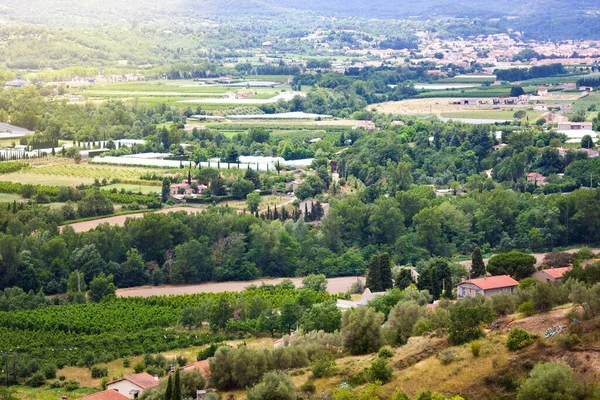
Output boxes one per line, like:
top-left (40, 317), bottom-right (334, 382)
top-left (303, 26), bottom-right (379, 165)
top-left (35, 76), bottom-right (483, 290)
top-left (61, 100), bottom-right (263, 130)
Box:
top-left (471, 247), bottom-right (486, 278)
top-left (366, 253), bottom-right (393, 292)
top-left (171, 369), bottom-right (181, 400)
top-left (164, 374), bottom-right (173, 400)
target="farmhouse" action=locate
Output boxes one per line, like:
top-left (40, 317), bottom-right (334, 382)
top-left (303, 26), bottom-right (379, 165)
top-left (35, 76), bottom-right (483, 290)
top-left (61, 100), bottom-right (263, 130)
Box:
top-left (456, 275), bottom-right (519, 299)
top-left (558, 122), bottom-right (593, 131)
top-left (526, 172), bottom-right (548, 185)
top-left (78, 390), bottom-right (130, 400)
top-left (575, 148), bottom-right (599, 158)
top-left (532, 267), bottom-right (572, 283)
top-left (170, 179), bottom-right (207, 199)
top-left (182, 359), bottom-right (211, 380)
top-left (106, 372), bottom-right (159, 399)
top-left (537, 87), bottom-right (549, 96)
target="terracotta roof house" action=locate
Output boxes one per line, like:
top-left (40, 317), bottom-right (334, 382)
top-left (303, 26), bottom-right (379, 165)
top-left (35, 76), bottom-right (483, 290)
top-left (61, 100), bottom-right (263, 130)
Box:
top-left (456, 275), bottom-right (519, 299)
top-left (576, 148), bottom-right (599, 158)
top-left (170, 179), bottom-right (207, 201)
top-left (78, 390), bottom-right (131, 400)
top-left (106, 373), bottom-right (159, 399)
top-left (537, 87), bottom-right (549, 96)
top-left (182, 359), bottom-right (211, 380)
top-left (532, 267), bottom-right (572, 283)
top-left (526, 172), bottom-right (548, 185)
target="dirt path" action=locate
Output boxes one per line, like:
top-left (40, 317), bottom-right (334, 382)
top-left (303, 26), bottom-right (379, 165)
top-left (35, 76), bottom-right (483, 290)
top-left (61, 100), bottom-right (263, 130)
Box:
top-left (64, 207), bottom-right (204, 232)
top-left (117, 275), bottom-right (363, 297)
top-left (458, 248), bottom-right (600, 270)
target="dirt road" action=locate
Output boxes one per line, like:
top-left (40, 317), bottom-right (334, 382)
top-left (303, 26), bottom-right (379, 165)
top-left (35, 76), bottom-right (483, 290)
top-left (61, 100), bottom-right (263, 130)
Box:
top-left (117, 275), bottom-right (363, 297)
top-left (64, 207), bottom-right (204, 233)
top-left (458, 248), bottom-right (600, 270)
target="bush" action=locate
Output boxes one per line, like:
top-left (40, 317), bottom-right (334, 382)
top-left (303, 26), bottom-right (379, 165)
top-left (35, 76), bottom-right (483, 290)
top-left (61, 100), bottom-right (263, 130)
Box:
top-left (518, 301), bottom-right (535, 317)
top-left (27, 371), bottom-right (46, 387)
top-left (438, 349), bottom-right (457, 365)
top-left (470, 341), bottom-right (481, 357)
top-left (91, 365), bottom-right (108, 378)
top-left (300, 379), bottom-right (316, 394)
top-left (246, 371), bottom-right (296, 400)
top-left (378, 347), bottom-right (394, 358)
top-left (42, 363), bottom-right (57, 379)
top-left (123, 358), bottom-right (131, 368)
top-left (133, 362), bottom-right (145, 373)
top-left (556, 333), bottom-right (580, 350)
top-left (506, 328), bottom-right (534, 351)
top-left (311, 355), bottom-right (337, 378)
top-left (341, 307), bottom-right (384, 355)
top-left (517, 362), bottom-right (584, 400)
top-left (369, 357), bottom-right (393, 383)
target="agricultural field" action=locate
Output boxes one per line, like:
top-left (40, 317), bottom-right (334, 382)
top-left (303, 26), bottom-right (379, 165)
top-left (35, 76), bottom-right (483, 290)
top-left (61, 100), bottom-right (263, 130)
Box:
top-left (101, 183), bottom-right (161, 194)
top-left (68, 79), bottom-right (302, 110)
top-left (440, 110), bottom-right (543, 121)
top-left (370, 98), bottom-right (532, 117)
top-left (0, 163), bottom-right (169, 187)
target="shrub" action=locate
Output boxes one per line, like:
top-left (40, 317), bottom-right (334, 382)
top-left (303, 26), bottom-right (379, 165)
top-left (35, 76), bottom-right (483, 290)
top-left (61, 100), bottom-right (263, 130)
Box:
top-left (438, 349), bottom-right (457, 365)
top-left (470, 341), bottom-right (481, 357)
top-left (506, 328), bottom-right (534, 351)
top-left (91, 365), bottom-right (108, 379)
top-left (448, 304), bottom-right (495, 345)
top-left (518, 301), bottom-right (535, 317)
top-left (341, 307), bottom-right (384, 355)
top-left (556, 333), bottom-right (580, 350)
top-left (133, 362), bottom-right (145, 373)
top-left (42, 363), bottom-right (57, 379)
top-left (369, 357), bottom-right (393, 383)
top-left (123, 358), bottom-right (131, 368)
top-left (311, 355), bottom-right (337, 378)
top-left (378, 347), bottom-right (394, 358)
top-left (300, 379), bottom-right (316, 394)
top-left (28, 372), bottom-right (46, 387)
top-left (246, 371), bottom-right (296, 400)
top-left (517, 362), bottom-right (583, 400)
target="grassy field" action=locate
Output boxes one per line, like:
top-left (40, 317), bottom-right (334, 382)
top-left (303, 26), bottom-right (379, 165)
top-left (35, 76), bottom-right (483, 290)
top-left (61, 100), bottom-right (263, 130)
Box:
top-left (70, 79), bottom-right (294, 110)
top-left (0, 193), bottom-right (22, 202)
top-left (221, 194), bottom-right (295, 211)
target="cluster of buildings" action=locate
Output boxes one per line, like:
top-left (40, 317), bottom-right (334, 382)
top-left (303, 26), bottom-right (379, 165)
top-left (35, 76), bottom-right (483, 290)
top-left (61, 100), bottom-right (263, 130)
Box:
top-left (78, 361), bottom-right (212, 400)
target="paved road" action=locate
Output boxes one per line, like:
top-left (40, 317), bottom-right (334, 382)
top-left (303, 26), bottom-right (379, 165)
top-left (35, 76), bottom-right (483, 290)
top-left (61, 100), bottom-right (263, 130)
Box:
top-left (117, 276), bottom-right (363, 297)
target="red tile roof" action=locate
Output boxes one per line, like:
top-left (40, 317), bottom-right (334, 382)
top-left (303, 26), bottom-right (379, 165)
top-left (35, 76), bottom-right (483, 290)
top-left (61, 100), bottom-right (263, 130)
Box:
top-left (541, 267), bottom-right (572, 279)
top-left (182, 359), bottom-right (211, 379)
top-left (108, 372), bottom-right (159, 389)
top-left (79, 390), bottom-right (130, 400)
top-left (460, 275), bottom-right (519, 290)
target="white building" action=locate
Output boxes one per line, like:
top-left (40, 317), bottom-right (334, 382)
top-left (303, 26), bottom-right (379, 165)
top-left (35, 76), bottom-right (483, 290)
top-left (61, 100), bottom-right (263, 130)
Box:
top-left (106, 373), bottom-right (159, 399)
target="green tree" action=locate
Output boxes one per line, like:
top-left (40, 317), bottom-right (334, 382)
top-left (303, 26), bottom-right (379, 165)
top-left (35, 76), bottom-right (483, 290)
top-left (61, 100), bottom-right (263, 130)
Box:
top-left (230, 179), bottom-right (255, 200)
top-left (172, 369), bottom-right (181, 400)
top-left (369, 357), bottom-right (393, 383)
top-left (581, 134), bottom-right (594, 149)
top-left (302, 274), bottom-right (327, 292)
top-left (448, 304), bottom-right (495, 345)
top-left (246, 192), bottom-right (261, 213)
top-left (88, 273), bottom-right (116, 302)
top-left (164, 374), bottom-right (173, 400)
top-left (209, 297), bottom-right (232, 331)
top-left (510, 86), bottom-right (525, 97)
top-left (247, 371), bottom-right (297, 400)
top-left (470, 247), bottom-right (486, 278)
top-left (487, 251), bottom-right (536, 280)
top-left (341, 307), bottom-right (385, 355)
top-left (366, 253), bottom-right (393, 292)
top-left (119, 248), bottom-right (147, 287)
top-left (300, 301), bottom-right (342, 333)
top-left (172, 239), bottom-right (213, 284)
top-left (517, 362), bottom-right (583, 400)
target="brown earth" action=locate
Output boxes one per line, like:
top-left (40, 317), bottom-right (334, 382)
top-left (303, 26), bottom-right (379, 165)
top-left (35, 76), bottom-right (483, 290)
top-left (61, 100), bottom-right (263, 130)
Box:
top-left (117, 275), bottom-right (364, 297)
top-left (64, 206), bottom-right (204, 232)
